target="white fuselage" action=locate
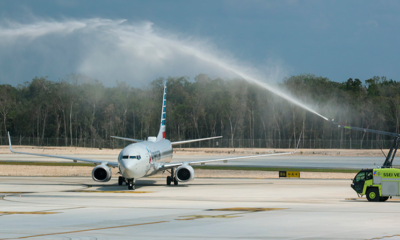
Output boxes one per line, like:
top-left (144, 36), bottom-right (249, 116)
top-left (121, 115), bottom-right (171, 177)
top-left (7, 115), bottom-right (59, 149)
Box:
top-left (117, 139), bottom-right (173, 179)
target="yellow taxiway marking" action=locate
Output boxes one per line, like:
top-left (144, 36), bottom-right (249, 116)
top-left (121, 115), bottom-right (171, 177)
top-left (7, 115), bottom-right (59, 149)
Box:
top-left (345, 198), bottom-right (365, 201)
top-left (0, 211), bottom-right (59, 215)
top-left (367, 233), bottom-right (400, 239)
top-left (177, 215), bottom-right (239, 220)
top-left (209, 207), bottom-right (287, 212)
top-left (0, 221), bottom-right (168, 240)
top-left (66, 190), bottom-right (153, 193)
top-left (177, 207), bottom-right (287, 221)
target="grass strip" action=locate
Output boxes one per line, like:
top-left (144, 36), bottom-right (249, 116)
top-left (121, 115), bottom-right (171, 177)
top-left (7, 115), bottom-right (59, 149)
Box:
top-left (0, 161), bottom-right (94, 166)
top-left (193, 165), bottom-right (359, 173)
top-left (0, 161), bottom-right (359, 173)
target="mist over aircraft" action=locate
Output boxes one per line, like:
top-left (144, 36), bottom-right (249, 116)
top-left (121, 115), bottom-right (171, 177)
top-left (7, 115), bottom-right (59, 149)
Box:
top-left (8, 81), bottom-right (300, 190)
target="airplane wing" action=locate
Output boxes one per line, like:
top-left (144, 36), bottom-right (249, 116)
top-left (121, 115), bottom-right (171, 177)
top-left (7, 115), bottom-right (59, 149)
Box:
top-left (111, 136), bottom-right (143, 143)
top-left (171, 136), bottom-right (222, 146)
top-left (8, 132), bottom-right (118, 168)
top-left (161, 133), bottom-right (302, 169)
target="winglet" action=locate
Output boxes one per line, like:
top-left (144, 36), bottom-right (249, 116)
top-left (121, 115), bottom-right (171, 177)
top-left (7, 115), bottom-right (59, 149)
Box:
top-left (292, 131), bottom-right (302, 154)
top-left (8, 131), bottom-right (14, 153)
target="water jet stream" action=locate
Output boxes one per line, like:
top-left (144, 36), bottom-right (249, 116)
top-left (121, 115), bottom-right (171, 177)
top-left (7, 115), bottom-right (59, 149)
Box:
top-left (181, 45), bottom-right (330, 121)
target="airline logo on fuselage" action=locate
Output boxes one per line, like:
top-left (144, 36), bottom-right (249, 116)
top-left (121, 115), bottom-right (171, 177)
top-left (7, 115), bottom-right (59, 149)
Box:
top-left (150, 150), bottom-right (161, 162)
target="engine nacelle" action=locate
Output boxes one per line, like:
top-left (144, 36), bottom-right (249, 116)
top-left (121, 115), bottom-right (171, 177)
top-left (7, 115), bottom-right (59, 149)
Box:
top-left (92, 165), bottom-right (112, 182)
top-left (175, 165), bottom-right (195, 182)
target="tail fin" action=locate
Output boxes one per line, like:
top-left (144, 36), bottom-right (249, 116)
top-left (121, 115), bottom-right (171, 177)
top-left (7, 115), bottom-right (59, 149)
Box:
top-left (156, 81), bottom-right (167, 141)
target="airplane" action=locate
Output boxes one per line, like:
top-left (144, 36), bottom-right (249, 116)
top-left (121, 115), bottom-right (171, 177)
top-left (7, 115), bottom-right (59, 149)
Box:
top-left (8, 81), bottom-right (301, 190)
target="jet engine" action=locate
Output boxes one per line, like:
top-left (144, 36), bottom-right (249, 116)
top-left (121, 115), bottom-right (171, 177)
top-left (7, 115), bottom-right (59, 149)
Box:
top-left (92, 165), bottom-right (112, 182)
top-left (175, 165), bottom-right (195, 182)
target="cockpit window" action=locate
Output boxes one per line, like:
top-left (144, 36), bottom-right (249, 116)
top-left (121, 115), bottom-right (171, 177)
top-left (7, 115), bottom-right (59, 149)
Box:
top-left (122, 155), bottom-right (129, 159)
top-left (129, 156), bottom-right (136, 159)
top-left (137, 155), bottom-right (141, 160)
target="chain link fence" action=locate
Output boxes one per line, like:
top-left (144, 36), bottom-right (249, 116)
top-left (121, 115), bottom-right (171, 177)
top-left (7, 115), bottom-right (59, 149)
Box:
top-left (0, 136), bottom-right (394, 149)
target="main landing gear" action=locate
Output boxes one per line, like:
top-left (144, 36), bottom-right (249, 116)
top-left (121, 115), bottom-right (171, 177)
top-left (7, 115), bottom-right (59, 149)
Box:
top-left (118, 176), bottom-right (124, 185)
top-left (166, 168), bottom-right (178, 186)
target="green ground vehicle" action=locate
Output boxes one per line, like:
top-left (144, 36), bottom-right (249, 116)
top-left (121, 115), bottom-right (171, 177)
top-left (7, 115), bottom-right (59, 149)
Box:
top-left (334, 121), bottom-right (400, 202)
top-left (351, 168), bottom-right (400, 201)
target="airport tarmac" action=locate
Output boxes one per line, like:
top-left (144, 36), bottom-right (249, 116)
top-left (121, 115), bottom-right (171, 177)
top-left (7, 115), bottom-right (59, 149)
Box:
top-left (0, 153), bottom-right (394, 169)
top-left (0, 177), bottom-right (400, 239)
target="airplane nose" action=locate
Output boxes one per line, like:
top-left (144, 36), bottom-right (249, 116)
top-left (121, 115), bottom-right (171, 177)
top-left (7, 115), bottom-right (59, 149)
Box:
top-left (120, 159), bottom-right (135, 169)
top-left (120, 159), bottom-right (137, 178)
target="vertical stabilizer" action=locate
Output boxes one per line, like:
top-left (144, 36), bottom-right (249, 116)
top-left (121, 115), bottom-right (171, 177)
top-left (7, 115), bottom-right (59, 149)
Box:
top-left (156, 81), bottom-right (167, 141)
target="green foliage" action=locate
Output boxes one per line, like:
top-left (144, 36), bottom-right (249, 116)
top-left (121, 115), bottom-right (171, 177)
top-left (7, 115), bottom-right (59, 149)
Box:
top-left (1, 74), bottom-right (400, 147)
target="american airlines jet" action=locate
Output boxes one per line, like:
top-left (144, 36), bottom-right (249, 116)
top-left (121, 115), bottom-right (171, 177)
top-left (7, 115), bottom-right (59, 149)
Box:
top-left (8, 81), bottom-right (300, 190)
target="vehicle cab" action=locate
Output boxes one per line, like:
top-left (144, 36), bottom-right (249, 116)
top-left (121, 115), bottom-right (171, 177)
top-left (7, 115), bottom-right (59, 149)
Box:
top-left (351, 169), bottom-right (373, 194)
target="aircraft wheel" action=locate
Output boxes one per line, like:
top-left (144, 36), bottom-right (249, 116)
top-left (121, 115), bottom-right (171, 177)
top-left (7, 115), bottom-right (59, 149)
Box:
top-left (366, 188), bottom-right (380, 202)
top-left (166, 176), bottom-right (172, 185)
top-left (118, 176), bottom-right (124, 185)
top-left (379, 196), bottom-right (389, 202)
top-left (173, 177), bottom-right (178, 185)
top-left (127, 179), bottom-right (135, 190)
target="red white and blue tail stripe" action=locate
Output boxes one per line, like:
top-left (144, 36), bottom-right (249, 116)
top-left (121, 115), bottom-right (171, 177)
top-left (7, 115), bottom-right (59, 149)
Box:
top-left (156, 81), bottom-right (167, 141)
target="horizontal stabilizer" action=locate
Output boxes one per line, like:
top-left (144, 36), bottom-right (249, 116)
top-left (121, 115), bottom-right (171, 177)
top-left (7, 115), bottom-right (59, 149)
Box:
top-left (110, 136), bottom-right (143, 143)
top-left (171, 136), bottom-right (222, 146)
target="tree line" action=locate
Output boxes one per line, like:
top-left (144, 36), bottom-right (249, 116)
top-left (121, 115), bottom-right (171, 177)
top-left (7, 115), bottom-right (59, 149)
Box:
top-left (0, 73), bottom-right (399, 148)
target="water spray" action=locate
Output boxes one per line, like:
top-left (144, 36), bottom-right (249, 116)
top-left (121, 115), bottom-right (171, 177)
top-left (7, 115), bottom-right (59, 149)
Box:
top-left (189, 50), bottom-right (331, 122)
top-left (0, 18), bottom-right (332, 122)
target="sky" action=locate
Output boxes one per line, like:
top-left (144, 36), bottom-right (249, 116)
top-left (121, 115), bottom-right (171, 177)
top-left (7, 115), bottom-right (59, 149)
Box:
top-left (0, 0), bottom-right (399, 87)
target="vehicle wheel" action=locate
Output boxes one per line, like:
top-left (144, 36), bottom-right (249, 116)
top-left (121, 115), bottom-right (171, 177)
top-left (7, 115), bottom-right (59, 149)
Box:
top-left (173, 177), bottom-right (178, 185)
top-left (166, 176), bottom-right (172, 185)
top-left (366, 188), bottom-right (380, 202)
top-left (118, 176), bottom-right (124, 185)
top-left (379, 196), bottom-right (389, 202)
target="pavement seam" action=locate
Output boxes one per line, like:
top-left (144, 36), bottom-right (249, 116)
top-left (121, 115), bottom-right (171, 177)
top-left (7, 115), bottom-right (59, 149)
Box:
top-left (0, 221), bottom-right (168, 240)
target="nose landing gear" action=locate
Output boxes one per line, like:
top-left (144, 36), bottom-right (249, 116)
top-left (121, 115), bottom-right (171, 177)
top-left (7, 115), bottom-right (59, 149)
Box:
top-left (166, 168), bottom-right (178, 186)
top-left (127, 178), bottom-right (135, 190)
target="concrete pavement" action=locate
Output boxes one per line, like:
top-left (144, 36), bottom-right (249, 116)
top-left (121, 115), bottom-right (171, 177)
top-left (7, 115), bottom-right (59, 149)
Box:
top-left (0, 177), bottom-right (399, 239)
